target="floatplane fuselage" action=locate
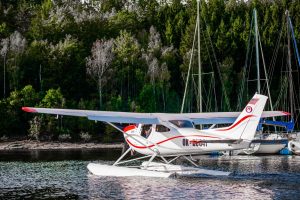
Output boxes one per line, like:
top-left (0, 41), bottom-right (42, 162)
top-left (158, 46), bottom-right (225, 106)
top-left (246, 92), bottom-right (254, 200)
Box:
top-left (123, 123), bottom-right (248, 156)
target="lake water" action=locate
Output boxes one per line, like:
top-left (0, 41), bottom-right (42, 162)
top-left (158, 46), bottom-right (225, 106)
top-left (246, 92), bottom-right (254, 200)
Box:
top-left (0, 149), bottom-right (300, 199)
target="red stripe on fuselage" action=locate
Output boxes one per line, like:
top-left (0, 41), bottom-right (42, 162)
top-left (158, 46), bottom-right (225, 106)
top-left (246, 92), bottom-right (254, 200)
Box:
top-left (126, 135), bottom-right (219, 149)
top-left (217, 114), bottom-right (254, 131)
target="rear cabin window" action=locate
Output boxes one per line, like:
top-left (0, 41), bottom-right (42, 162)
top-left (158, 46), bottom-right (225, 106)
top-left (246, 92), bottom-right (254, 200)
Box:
top-left (156, 125), bottom-right (170, 132)
top-left (169, 120), bottom-right (194, 128)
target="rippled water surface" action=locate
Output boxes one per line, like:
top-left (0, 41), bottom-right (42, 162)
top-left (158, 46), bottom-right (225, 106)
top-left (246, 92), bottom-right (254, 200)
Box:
top-left (1, 150), bottom-right (300, 200)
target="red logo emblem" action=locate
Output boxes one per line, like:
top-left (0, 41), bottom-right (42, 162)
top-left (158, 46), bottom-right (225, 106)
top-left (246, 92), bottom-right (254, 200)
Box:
top-left (246, 106), bottom-right (253, 113)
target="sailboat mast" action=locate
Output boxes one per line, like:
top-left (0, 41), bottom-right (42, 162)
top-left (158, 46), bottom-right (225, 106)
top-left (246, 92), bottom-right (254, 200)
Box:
top-left (286, 10), bottom-right (294, 118)
top-left (197, 0), bottom-right (202, 113)
top-left (254, 9), bottom-right (261, 94)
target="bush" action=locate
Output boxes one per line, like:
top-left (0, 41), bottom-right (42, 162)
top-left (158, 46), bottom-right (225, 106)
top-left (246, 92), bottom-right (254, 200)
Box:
top-left (0, 135), bottom-right (8, 142)
top-left (102, 124), bottom-right (123, 143)
top-left (80, 131), bottom-right (92, 142)
top-left (38, 88), bottom-right (66, 140)
top-left (58, 134), bottom-right (72, 142)
top-left (29, 116), bottom-right (43, 140)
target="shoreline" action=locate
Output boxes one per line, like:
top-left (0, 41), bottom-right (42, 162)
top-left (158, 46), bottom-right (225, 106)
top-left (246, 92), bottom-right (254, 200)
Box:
top-left (0, 140), bottom-right (124, 151)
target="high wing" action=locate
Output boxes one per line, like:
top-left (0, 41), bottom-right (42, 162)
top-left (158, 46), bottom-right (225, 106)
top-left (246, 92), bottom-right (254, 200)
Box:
top-left (22, 107), bottom-right (290, 125)
top-left (22, 107), bottom-right (160, 124)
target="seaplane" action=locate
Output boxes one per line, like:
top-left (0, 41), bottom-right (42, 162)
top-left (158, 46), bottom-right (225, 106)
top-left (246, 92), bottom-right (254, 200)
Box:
top-left (22, 94), bottom-right (289, 178)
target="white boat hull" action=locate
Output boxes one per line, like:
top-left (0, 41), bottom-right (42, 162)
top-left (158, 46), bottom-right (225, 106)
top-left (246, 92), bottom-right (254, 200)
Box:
top-left (221, 141), bottom-right (286, 155)
top-left (255, 143), bottom-right (286, 154)
top-left (251, 134), bottom-right (287, 154)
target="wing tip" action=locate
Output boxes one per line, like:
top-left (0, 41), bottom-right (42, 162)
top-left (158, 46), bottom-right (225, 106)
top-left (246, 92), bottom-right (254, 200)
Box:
top-left (22, 107), bottom-right (37, 113)
top-left (282, 111), bottom-right (291, 115)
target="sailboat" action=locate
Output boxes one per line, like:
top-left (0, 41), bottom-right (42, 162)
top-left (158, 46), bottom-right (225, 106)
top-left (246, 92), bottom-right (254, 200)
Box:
top-left (181, 4), bottom-right (290, 155)
top-left (224, 9), bottom-right (298, 155)
top-left (259, 9), bottom-right (300, 155)
top-left (282, 10), bottom-right (300, 155)
top-left (238, 9), bottom-right (300, 155)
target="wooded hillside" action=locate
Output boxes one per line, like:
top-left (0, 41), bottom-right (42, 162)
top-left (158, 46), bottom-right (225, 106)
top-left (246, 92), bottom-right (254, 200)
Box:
top-left (0, 0), bottom-right (299, 141)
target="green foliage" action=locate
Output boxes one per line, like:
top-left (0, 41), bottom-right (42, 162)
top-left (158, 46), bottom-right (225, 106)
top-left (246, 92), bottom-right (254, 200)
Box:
top-left (110, 10), bottom-right (139, 34)
top-left (7, 85), bottom-right (39, 111)
top-left (114, 30), bottom-right (140, 64)
top-left (0, 99), bottom-right (20, 137)
top-left (102, 123), bottom-right (122, 143)
top-left (28, 88), bottom-right (66, 140)
top-left (1, 0), bottom-right (300, 138)
top-left (0, 85), bottom-right (39, 137)
top-left (138, 84), bottom-right (157, 112)
top-left (40, 88), bottom-right (64, 108)
top-left (0, 22), bottom-right (8, 37)
top-left (106, 95), bottom-right (124, 111)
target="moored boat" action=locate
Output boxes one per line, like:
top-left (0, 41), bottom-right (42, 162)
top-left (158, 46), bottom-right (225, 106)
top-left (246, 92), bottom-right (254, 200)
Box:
top-left (252, 134), bottom-right (287, 154)
top-left (288, 140), bottom-right (300, 155)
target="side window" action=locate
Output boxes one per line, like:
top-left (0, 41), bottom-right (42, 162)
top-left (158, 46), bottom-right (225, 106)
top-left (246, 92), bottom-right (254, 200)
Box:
top-left (156, 125), bottom-right (170, 132)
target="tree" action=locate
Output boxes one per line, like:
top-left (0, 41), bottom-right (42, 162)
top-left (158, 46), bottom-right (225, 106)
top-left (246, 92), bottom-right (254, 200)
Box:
top-left (0, 38), bottom-right (9, 98)
top-left (7, 31), bottom-right (27, 91)
top-left (142, 26), bottom-right (172, 111)
top-left (114, 30), bottom-right (140, 100)
top-left (86, 39), bottom-right (114, 108)
top-left (45, 35), bottom-right (84, 99)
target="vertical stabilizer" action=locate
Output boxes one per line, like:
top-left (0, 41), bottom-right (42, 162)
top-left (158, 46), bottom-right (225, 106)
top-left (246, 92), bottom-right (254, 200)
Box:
top-left (204, 94), bottom-right (268, 141)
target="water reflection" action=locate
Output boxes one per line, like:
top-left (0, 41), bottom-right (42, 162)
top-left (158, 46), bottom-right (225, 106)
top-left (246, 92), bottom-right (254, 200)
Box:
top-left (0, 186), bottom-right (79, 200)
top-left (87, 173), bottom-right (275, 199)
top-left (0, 149), bottom-right (121, 161)
top-left (0, 150), bottom-right (300, 199)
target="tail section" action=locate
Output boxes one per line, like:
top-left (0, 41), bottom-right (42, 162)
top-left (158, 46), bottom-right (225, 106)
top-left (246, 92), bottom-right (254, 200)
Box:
top-left (204, 94), bottom-right (268, 141)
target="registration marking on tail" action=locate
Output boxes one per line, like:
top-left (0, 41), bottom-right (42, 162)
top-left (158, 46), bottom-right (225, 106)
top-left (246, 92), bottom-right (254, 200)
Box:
top-left (248, 98), bottom-right (259, 105)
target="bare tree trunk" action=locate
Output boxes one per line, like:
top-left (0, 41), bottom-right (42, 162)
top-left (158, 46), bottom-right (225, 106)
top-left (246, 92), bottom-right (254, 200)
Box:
top-left (127, 66), bottom-right (129, 99)
top-left (98, 78), bottom-right (102, 109)
top-left (152, 83), bottom-right (156, 111)
top-left (3, 56), bottom-right (6, 98)
top-left (14, 56), bottom-right (17, 90)
top-left (162, 84), bottom-right (166, 112)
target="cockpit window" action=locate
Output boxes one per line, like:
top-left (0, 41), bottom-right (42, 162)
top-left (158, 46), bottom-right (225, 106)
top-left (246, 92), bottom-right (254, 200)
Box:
top-left (169, 120), bottom-right (194, 128)
top-left (156, 125), bottom-right (170, 132)
top-left (141, 124), bottom-right (152, 138)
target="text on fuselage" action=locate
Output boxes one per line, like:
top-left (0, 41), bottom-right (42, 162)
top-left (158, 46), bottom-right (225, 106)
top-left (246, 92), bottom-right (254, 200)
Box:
top-left (182, 139), bottom-right (208, 147)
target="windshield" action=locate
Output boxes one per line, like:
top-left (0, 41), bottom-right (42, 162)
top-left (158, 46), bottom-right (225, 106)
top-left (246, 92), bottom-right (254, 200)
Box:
top-left (169, 120), bottom-right (194, 128)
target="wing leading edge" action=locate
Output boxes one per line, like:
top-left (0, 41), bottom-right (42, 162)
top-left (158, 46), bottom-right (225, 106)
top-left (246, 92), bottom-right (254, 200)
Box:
top-left (22, 107), bottom-right (290, 125)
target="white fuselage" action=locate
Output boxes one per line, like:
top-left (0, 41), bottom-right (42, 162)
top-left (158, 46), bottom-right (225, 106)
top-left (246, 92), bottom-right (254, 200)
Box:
top-left (124, 123), bottom-right (249, 156)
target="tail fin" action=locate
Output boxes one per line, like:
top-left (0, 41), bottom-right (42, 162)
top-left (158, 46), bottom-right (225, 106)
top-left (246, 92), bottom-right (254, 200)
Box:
top-left (205, 94), bottom-right (268, 141)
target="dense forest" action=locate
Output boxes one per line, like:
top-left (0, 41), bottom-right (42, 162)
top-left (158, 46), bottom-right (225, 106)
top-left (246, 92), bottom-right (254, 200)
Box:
top-left (0, 0), bottom-right (299, 142)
